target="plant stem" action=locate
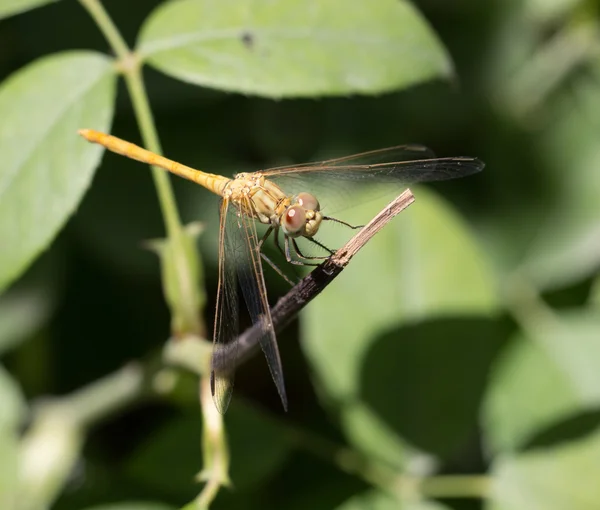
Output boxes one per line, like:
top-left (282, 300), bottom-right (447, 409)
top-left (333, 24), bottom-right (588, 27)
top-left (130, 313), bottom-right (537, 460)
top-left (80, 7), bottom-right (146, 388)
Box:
top-left (78, 0), bottom-right (203, 337)
top-left (291, 421), bottom-right (489, 499)
top-left (215, 190), bottom-right (416, 369)
top-left (78, 0), bottom-right (183, 238)
top-left (62, 363), bottom-right (146, 427)
top-left (78, 0), bottom-right (130, 59)
top-left (123, 66), bottom-right (185, 238)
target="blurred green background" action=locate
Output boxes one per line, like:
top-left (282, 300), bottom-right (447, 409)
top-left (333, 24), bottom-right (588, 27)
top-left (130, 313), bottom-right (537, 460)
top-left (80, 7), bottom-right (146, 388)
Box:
top-left (1, 1), bottom-right (600, 509)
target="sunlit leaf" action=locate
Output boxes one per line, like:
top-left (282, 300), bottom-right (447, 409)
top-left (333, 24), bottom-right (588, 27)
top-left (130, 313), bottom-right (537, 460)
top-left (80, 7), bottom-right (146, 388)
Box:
top-left (303, 187), bottom-right (497, 401)
top-left (0, 51), bottom-right (116, 293)
top-left (138, 0), bottom-right (452, 97)
top-left (303, 187), bottom-right (497, 462)
top-left (0, 0), bottom-right (59, 20)
top-left (489, 427), bottom-right (600, 510)
top-left (483, 309), bottom-right (600, 454)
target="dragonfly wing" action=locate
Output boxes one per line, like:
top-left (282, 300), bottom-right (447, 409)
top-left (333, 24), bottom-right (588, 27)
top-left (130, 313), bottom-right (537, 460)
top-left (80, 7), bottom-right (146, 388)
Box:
top-left (262, 152), bottom-right (484, 216)
top-left (262, 144), bottom-right (435, 173)
top-left (211, 198), bottom-right (240, 414)
top-left (224, 196), bottom-right (288, 411)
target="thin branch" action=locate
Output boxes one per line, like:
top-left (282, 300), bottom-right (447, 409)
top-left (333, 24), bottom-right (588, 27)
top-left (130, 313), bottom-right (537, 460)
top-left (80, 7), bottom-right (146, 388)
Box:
top-left (213, 189), bottom-right (415, 371)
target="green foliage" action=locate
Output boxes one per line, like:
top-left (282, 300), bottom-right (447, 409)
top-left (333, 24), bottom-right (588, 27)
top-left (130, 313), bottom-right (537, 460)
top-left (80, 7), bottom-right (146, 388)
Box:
top-left (0, 0), bottom-right (60, 20)
top-left (484, 310), bottom-right (600, 453)
top-left (0, 51), bottom-right (116, 292)
top-left (490, 428), bottom-right (600, 509)
top-left (138, 0), bottom-right (451, 97)
top-left (0, 1), bottom-right (599, 510)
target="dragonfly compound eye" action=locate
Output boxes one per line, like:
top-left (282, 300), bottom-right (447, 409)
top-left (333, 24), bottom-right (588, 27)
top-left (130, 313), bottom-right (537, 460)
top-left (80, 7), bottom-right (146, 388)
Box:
top-left (296, 192), bottom-right (320, 211)
top-left (282, 205), bottom-right (307, 236)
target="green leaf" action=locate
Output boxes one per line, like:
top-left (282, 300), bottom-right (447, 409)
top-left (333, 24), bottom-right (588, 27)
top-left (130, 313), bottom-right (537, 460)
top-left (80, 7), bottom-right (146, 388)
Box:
top-left (489, 427), bottom-right (600, 510)
top-left (336, 491), bottom-right (451, 510)
top-left (0, 51), bottom-right (117, 293)
top-left (303, 187), bottom-right (497, 402)
top-left (138, 0), bottom-right (452, 97)
top-left (81, 504), bottom-right (175, 510)
top-left (521, 72), bottom-right (600, 289)
top-left (360, 318), bottom-right (506, 459)
top-left (483, 309), bottom-right (600, 454)
top-left (302, 188), bottom-right (497, 462)
top-left (0, 0), bottom-right (59, 20)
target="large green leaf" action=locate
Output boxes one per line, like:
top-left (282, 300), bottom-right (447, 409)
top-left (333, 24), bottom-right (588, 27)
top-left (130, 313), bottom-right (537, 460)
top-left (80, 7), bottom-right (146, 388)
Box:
top-left (489, 427), bottom-right (600, 510)
top-left (360, 318), bottom-right (506, 459)
top-left (0, 51), bottom-right (116, 293)
top-left (138, 0), bottom-right (452, 97)
top-left (483, 309), bottom-right (600, 454)
top-left (520, 72), bottom-right (600, 289)
top-left (302, 187), bottom-right (497, 463)
top-left (0, 0), bottom-right (59, 20)
top-left (303, 187), bottom-right (497, 401)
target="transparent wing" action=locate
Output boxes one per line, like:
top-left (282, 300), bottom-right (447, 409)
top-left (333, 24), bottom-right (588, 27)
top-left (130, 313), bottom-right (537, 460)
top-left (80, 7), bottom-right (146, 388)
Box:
top-left (260, 146), bottom-right (484, 215)
top-left (211, 198), bottom-right (239, 414)
top-left (235, 197), bottom-right (288, 411)
top-left (211, 196), bottom-right (288, 413)
top-left (262, 144), bottom-right (435, 173)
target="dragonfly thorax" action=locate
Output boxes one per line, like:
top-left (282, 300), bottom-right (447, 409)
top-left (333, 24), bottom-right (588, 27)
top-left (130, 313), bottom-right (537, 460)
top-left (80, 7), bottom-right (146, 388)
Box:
top-left (226, 175), bottom-right (323, 238)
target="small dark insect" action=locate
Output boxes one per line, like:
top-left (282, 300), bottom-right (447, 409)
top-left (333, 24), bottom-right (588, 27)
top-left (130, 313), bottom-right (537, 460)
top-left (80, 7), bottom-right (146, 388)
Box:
top-left (241, 31), bottom-right (254, 49)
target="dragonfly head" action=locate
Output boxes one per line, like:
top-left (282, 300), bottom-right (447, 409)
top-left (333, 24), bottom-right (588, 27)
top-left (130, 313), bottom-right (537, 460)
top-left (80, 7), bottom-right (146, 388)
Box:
top-left (281, 192), bottom-right (322, 238)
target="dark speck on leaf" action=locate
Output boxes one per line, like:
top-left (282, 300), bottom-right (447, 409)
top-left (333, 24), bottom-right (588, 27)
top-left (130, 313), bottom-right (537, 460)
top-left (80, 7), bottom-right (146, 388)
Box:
top-left (241, 31), bottom-right (254, 49)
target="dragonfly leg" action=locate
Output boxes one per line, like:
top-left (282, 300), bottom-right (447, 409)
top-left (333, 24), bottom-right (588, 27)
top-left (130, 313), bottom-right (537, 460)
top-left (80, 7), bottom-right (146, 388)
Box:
top-left (283, 235), bottom-right (318, 266)
top-left (303, 237), bottom-right (335, 257)
top-left (282, 237), bottom-right (322, 266)
top-left (257, 225), bottom-right (273, 250)
top-left (258, 226), bottom-right (296, 286)
top-left (323, 216), bottom-right (363, 230)
top-left (273, 227), bottom-right (288, 260)
top-left (292, 238), bottom-right (333, 261)
top-left (261, 252), bottom-right (296, 286)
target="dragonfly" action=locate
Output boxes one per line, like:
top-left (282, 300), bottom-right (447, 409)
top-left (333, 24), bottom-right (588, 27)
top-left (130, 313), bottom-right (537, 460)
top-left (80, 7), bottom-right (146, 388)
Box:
top-left (78, 129), bottom-right (484, 414)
